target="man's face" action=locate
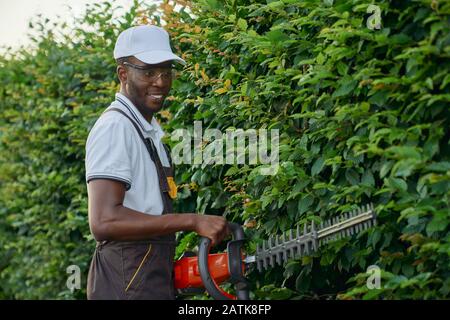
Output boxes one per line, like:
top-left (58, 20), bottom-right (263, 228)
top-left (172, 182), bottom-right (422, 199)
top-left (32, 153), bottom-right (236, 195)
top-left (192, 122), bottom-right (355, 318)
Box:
top-left (118, 56), bottom-right (173, 116)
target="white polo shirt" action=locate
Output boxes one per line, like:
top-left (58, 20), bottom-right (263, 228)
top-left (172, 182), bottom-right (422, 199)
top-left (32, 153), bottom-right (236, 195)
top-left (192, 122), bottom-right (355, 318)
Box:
top-left (85, 92), bottom-right (170, 216)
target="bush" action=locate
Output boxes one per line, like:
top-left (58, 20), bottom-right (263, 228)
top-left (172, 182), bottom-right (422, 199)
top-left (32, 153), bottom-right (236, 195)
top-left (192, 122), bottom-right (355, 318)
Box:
top-left (0, 1), bottom-right (154, 299)
top-left (164, 0), bottom-right (450, 299)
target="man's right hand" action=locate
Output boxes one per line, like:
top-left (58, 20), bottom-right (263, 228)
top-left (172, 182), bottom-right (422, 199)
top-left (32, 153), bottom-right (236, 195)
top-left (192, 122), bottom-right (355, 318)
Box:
top-left (191, 215), bottom-right (230, 247)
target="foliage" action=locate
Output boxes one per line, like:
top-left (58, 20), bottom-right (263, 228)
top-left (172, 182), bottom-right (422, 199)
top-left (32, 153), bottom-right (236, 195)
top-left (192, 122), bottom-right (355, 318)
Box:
top-left (165, 0), bottom-right (450, 300)
top-left (0, 1), bottom-right (156, 299)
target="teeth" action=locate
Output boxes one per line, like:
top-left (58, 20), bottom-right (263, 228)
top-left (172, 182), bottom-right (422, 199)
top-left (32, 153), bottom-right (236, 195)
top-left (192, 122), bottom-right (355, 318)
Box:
top-left (150, 95), bottom-right (163, 98)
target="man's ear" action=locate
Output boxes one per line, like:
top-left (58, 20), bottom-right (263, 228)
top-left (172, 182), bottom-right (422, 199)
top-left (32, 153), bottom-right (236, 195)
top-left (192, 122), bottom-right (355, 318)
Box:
top-left (117, 65), bottom-right (127, 84)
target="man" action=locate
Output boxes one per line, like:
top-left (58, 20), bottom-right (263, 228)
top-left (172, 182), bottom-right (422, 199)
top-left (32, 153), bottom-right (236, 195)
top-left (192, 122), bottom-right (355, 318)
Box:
top-left (85, 25), bottom-right (229, 300)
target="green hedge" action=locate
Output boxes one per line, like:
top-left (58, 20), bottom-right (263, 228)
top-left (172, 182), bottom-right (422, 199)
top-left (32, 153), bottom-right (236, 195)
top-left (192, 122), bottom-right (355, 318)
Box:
top-left (0, 0), bottom-right (449, 299)
top-left (0, 2), bottom-right (146, 299)
top-left (166, 0), bottom-right (450, 299)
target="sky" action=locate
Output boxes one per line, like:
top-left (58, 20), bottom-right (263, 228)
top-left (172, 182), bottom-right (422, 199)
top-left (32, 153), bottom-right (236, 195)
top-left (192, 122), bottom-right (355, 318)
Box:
top-left (0, 0), bottom-right (159, 53)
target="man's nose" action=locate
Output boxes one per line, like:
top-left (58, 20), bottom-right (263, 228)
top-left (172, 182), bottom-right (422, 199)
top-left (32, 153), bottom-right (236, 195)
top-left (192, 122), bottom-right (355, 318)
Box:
top-left (152, 74), bottom-right (166, 87)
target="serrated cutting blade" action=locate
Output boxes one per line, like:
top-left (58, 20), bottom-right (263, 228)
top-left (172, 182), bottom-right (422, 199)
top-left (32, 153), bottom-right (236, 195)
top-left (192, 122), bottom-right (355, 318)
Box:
top-left (252, 203), bottom-right (377, 272)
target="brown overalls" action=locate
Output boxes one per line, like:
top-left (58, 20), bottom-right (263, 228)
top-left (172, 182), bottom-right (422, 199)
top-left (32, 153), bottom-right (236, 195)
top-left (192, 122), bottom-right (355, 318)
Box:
top-left (87, 107), bottom-right (177, 300)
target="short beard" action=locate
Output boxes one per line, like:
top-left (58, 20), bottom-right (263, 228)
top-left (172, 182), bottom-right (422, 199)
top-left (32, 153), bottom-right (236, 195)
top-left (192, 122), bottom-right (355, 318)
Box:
top-left (125, 77), bottom-right (167, 120)
top-left (126, 78), bottom-right (151, 114)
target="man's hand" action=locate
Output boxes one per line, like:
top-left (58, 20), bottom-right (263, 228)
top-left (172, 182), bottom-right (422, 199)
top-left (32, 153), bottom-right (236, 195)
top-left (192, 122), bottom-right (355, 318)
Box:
top-left (191, 215), bottom-right (230, 247)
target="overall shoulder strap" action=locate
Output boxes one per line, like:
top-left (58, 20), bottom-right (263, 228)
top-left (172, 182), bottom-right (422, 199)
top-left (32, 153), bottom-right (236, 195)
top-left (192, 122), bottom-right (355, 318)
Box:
top-left (104, 108), bottom-right (173, 168)
top-left (162, 143), bottom-right (174, 175)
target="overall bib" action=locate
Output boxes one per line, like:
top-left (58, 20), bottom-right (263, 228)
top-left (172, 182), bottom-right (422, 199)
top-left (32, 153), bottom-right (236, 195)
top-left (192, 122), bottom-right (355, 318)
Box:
top-left (87, 107), bottom-right (177, 300)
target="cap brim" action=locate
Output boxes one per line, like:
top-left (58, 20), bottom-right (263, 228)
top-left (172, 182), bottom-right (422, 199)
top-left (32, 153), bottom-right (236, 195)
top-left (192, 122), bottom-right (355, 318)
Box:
top-left (134, 50), bottom-right (186, 65)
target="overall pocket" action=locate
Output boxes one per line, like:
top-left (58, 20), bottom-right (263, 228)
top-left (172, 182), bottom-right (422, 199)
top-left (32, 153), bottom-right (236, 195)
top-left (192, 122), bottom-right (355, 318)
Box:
top-left (122, 243), bottom-right (155, 297)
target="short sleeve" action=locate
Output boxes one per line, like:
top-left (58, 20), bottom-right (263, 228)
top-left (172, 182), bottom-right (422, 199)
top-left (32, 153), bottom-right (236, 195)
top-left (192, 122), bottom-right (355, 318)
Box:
top-left (85, 116), bottom-right (134, 191)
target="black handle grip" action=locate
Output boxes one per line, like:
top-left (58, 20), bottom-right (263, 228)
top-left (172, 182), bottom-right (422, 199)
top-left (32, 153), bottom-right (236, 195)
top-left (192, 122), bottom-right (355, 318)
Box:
top-left (198, 222), bottom-right (250, 300)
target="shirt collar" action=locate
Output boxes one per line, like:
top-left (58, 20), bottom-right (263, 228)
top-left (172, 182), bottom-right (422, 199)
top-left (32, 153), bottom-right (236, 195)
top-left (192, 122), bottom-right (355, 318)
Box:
top-left (114, 92), bottom-right (165, 139)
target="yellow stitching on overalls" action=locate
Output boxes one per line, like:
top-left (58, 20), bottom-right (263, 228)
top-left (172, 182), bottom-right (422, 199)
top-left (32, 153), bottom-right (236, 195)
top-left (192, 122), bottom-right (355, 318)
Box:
top-left (125, 244), bottom-right (152, 292)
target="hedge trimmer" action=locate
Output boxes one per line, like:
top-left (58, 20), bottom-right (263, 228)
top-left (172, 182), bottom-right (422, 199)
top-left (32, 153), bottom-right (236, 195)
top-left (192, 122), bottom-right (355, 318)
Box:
top-left (174, 203), bottom-right (377, 300)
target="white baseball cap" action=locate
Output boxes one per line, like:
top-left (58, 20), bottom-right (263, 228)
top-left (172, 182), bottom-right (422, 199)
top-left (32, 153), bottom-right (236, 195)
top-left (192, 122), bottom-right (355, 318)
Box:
top-left (113, 25), bottom-right (186, 65)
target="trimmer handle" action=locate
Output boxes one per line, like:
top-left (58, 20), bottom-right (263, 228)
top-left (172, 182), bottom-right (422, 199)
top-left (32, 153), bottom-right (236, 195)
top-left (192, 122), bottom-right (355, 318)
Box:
top-left (198, 222), bottom-right (250, 300)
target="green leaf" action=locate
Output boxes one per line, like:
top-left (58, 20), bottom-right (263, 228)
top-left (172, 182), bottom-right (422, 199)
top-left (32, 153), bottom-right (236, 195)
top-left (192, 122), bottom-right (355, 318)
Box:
top-left (386, 177), bottom-right (408, 192)
top-left (265, 29), bottom-right (289, 43)
top-left (283, 260), bottom-right (300, 278)
top-left (269, 287), bottom-right (293, 300)
top-left (380, 161), bottom-right (394, 178)
top-left (333, 77), bottom-right (358, 98)
top-left (402, 264), bottom-right (415, 278)
top-left (387, 146), bottom-right (422, 160)
top-left (392, 159), bottom-right (418, 177)
top-left (370, 229), bottom-right (381, 248)
top-left (426, 212), bottom-right (449, 234)
top-left (426, 162), bottom-right (450, 172)
top-left (295, 268), bottom-right (311, 292)
top-left (362, 289), bottom-right (383, 300)
top-left (362, 170), bottom-right (375, 187)
top-left (345, 169), bottom-right (360, 185)
top-left (368, 90), bottom-right (388, 106)
top-left (293, 179), bottom-right (310, 193)
top-left (237, 18), bottom-right (248, 31)
top-left (298, 195), bottom-right (314, 214)
top-left (311, 157), bottom-right (325, 176)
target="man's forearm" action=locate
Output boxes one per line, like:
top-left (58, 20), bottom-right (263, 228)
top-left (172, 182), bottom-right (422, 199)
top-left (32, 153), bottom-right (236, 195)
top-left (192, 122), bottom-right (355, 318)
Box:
top-left (92, 205), bottom-right (196, 241)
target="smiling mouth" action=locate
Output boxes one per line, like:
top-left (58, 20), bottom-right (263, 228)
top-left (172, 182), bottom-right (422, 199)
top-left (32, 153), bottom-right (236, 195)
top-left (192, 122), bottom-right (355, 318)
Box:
top-left (148, 94), bottom-right (164, 101)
